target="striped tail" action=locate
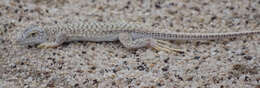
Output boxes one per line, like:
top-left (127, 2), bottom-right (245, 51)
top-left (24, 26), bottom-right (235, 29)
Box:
top-left (157, 31), bottom-right (260, 40)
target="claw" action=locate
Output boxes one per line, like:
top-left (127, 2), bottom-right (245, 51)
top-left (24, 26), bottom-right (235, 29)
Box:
top-left (157, 43), bottom-right (184, 53)
top-left (156, 40), bottom-right (172, 46)
top-left (152, 45), bottom-right (171, 53)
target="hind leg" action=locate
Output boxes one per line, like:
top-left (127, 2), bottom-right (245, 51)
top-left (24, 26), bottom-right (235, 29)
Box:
top-left (118, 33), bottom-right (184, 53)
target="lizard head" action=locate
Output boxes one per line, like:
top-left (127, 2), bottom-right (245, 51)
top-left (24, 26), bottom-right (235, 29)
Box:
top-left (16, 25), bottom-right (47, 46)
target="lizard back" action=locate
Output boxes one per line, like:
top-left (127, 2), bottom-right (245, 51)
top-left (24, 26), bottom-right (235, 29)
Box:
top-left (42, 22), bottom-right (260, 41)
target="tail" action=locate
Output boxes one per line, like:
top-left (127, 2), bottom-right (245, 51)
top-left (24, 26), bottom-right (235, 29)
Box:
top-left (156, 31), bottom-right (260, 40)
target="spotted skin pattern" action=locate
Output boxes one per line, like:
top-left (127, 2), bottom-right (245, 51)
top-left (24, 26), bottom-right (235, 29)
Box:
top-left (16, 22), bottom-right (260, 53)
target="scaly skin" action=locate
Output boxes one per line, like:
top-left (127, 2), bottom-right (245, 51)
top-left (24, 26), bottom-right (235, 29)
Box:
top-left (16, 22), bottom-right (260, 53)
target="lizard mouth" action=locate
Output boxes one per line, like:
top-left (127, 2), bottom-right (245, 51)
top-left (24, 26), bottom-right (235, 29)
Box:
top-left (16, 38), bottom-right (43, 46)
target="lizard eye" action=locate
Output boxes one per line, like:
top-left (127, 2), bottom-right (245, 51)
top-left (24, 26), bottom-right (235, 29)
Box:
top-left (30, 32), bottom-right (37, 37)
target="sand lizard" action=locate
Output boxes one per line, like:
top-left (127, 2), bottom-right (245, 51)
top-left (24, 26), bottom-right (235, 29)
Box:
top-left (16, 22), bottom-right (260, 52)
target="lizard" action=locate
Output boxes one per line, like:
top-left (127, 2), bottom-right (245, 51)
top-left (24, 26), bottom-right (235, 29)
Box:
top-left (16, 22), bottom-right (260, 53)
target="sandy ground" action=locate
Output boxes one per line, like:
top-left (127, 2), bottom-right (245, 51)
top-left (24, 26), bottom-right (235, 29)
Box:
top-left (0, 0), bottom-right (259, 88)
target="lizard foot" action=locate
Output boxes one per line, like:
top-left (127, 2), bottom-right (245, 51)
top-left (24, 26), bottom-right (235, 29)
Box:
top-left (151, 40), bottom-right (184, 53)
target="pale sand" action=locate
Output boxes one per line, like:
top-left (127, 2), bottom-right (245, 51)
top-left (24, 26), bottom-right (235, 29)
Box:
top-left (0, 0), bottom-right (259, 87)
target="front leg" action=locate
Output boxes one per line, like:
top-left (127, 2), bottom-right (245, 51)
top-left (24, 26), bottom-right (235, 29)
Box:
top-left (118, 33), bottom-right (184, 53)
top-left (37, 33), bottom-right (68, 48)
